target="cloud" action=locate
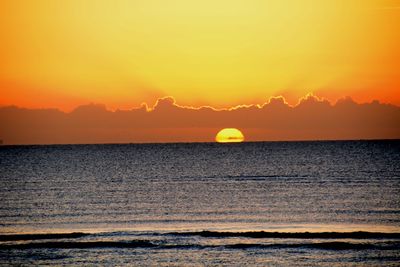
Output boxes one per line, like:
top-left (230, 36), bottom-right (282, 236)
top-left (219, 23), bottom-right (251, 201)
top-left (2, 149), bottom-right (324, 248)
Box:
top-left (0, 95), bottom-right (399, 144)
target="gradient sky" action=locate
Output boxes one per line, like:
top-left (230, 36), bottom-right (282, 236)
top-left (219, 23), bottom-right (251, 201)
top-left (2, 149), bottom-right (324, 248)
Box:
top-left (1, 0), bottom-right (400, 111)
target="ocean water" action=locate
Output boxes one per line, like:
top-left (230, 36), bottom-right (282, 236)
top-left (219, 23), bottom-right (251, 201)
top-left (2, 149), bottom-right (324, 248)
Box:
top-left (0, 140), bottom-right (399, 266)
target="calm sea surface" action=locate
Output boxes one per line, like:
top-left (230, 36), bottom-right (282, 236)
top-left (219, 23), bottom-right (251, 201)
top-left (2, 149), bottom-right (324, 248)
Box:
top-left (0, 141), bottom-right (399, 266)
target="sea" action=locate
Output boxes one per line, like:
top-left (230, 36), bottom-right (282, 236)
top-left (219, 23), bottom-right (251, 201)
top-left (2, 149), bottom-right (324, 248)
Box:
top-left (0, 140), bottom-right (399, 266)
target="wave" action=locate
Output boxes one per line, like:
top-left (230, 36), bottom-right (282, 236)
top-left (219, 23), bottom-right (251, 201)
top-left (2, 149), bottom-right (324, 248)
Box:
top-left (223, 241), bottom-right (400, 250)
top-left (0, 240), bottom-right (156, 249)
top-left (2, 231), bottom-right (399, 242)
top-left (0, 232), bottom-right (89, 241)
top-left (0, 240), bottom-right (399, 251)
top-left (167, 231), bottom-right (400, 239)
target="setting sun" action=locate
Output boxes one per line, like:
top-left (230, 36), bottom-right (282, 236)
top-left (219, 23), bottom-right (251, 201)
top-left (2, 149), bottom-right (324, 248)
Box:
top-left (215, 128), bottom-right (245, 143)
top-left (0, 1), bottom-right (399, 266)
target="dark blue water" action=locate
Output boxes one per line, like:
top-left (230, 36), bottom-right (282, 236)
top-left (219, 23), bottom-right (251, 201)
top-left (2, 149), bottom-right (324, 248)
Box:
top-left (0, 141), bottom-right (399, 265)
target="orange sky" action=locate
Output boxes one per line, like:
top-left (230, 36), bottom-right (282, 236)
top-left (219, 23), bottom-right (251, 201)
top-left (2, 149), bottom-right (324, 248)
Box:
top-left (1, 0), bottom-right (400, 111)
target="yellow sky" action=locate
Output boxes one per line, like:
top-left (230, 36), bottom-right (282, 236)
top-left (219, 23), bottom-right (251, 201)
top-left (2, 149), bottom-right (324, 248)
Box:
top-left (1, 0), bottom-right (400, 110)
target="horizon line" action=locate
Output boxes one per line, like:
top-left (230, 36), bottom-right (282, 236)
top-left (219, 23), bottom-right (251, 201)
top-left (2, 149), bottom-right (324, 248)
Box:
top-left (1, 138), bottom-right (399, 147)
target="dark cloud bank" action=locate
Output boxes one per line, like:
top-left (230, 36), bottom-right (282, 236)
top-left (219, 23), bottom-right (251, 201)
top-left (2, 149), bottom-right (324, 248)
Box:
top-left (0, 95), bottom-right (399, 144)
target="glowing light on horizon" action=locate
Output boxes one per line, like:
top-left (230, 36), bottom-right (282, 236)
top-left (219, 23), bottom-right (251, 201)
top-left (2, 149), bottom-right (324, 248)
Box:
top-left (215, 128), bottom-right (245, 143)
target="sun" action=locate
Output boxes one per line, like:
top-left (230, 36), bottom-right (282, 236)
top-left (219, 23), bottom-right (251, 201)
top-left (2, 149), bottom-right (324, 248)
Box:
top-left (215, 128), bottom-right (245, 143)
